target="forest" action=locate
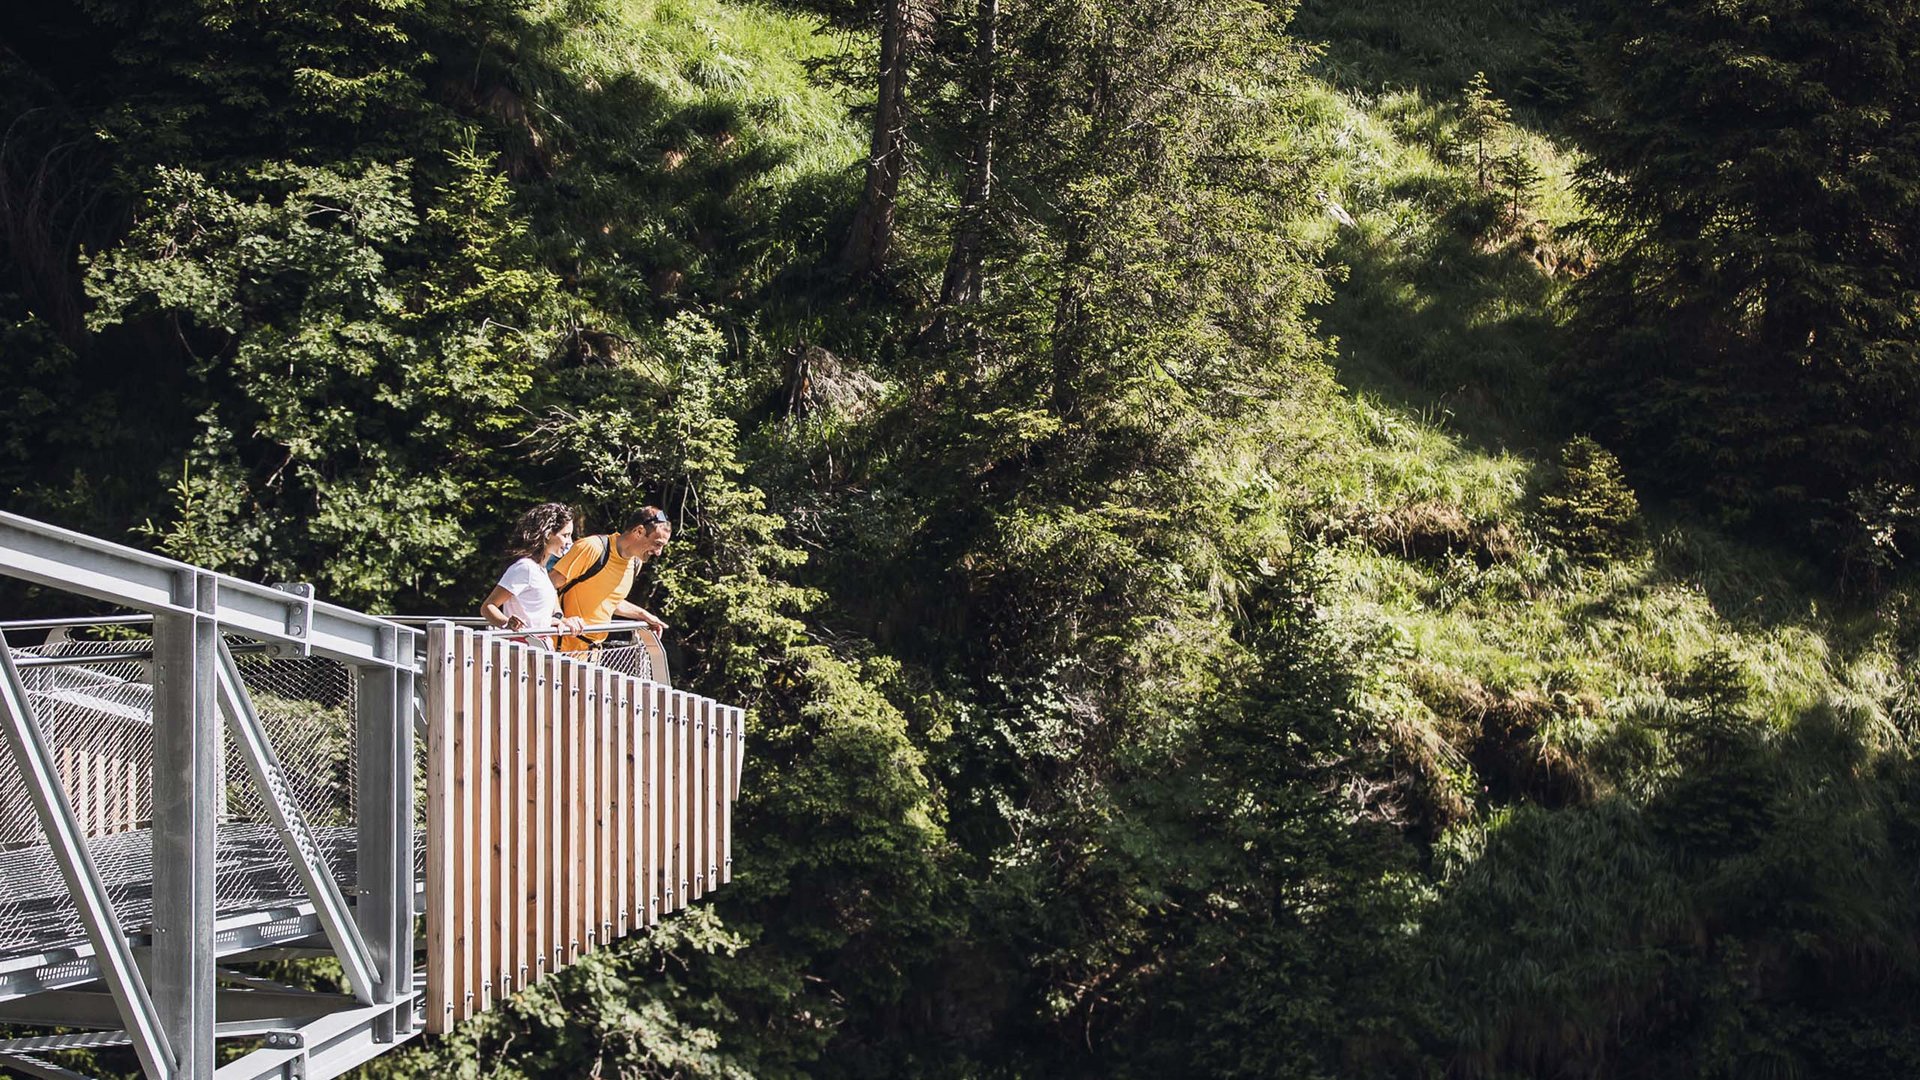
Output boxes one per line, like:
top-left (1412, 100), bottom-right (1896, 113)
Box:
top-left (4, 0), bottom-right (1920, 1076)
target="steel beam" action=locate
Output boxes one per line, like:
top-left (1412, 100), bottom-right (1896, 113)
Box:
top-left (211, 990), bottom-right (423, 1080)
top-left (0, 629), bottom-right (174, 1079)
top-left (0, 512), bottom-right (413, 671)
top-left (152, 572), bottom-right (219, 1080)
top-left (0, 987), bottom-right (359, 1029)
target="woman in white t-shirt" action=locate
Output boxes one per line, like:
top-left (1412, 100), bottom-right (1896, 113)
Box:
top-left (480, 502), bottom-right (587, 648)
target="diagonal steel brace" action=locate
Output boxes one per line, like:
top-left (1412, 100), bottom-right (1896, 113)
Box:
top-left (0, 629), bottom-right (175, 1079)
top-left (213, 639), bottom-right (379, 1004)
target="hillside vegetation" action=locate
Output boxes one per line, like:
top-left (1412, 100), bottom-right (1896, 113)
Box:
top-left (3, 0), bottom-right (1919, 1077)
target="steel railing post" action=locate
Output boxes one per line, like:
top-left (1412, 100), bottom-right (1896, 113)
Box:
top-left (152, 570), bottom-right (219, 1080)
top-left (356, 623), bottom-right (416, 1040)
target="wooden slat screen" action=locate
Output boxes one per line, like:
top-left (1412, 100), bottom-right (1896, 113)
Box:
top-left (424, 624), bottom-right (748, 1033)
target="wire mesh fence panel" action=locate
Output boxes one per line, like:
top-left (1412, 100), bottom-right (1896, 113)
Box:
top-left (0, 635), bottom-right (373, 958)
top-left (222, 653), bottom-right (360, 914)
top-left (0, 637), bottom-right (157, 956)
top-left (599, 637), bottom-right (667, 687)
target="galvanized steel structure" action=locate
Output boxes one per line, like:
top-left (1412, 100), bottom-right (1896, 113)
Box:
top-left (0, 512), bottom-right (745, 1080)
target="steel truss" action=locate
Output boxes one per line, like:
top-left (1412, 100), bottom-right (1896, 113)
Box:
top-left (0, 513), bottom-right (420, 1080)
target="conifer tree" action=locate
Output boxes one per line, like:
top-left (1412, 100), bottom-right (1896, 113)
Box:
top-left (1572, 0), bottom-right (1920, 568)
top-left (1459, 71), bottom-right (1510, 194)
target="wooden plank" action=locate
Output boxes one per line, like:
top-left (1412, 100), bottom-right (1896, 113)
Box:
top-left (575, 663), bottom-right (591, 953)
top-left (516, 640), bottom-right (534, 992)
top-left (691, 698), bottom-right (707, 902)
top-left (75, 735), bottom-right (94, 837)
top-left (113, 725), bottom-right (130, 835)
top-left (450, 629), bottom-right (474, 1022)
top-left (601, 666), bottom-right (619, 944)
top-left (591, 661), bottom-right (606, 945)
top-left (475, 631), bottom-right (495, 1012)
top-left (498, 637), bottom-right (520, 998)
top-left (614, 671), bottom-right (631, 939)
top-left (545, 645), bottom-right (560, 976)
top-left (66, 741), bottom-right (87, 838)
top-left (707, 702), bottom-right (720, 894)
top-left (643, 683), bottom-right (661, 927)
top-left (704, 698), bottom-right (718, 899)
top-left (676, 690), bottom-right (693, 914)
top-left (423, 624), bottom-right (456, 1033)
top-left (706, 703), bottom-right (721, 887)
top-left (580, 660), bottom-right (597, 953)
top-left (637, 680), bottom-right (652, 926)
top-left (687, 698), bottom-right (701, 903)
top-left (548, 651), bottom-right (566, 973)
top-left (487, 638), bottom-right (507, 1000)
top-left (660, 690), bottom-right (677, 917)
top-left (59, 743), bottom-right (77, 836)
top-left (528, 647), bottom-right (548, 984)
top-left (506, 630), bottom-right (529, 991)
top-left (658, 684), bottom-right (673, 921)
top-left (583, 664), bottom-right (601, 949)
top-left (721, 706), bottom-right (734, 886)
top-left (602, 664), bottom-right (618, 941)
top-left (566, 655), bottom-right (586, 961)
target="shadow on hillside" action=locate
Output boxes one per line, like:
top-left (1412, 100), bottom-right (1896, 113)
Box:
top-left (1291, 0), bottom-right (1588, 132)
top-left (1415, 712), bottom-right (1920, 1080)
top-left (1314, 205), bottom-right (1573, 456)
top-left (435, 20), bottom-right (854, 321)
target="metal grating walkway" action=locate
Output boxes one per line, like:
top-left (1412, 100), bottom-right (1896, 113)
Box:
top-left (0, 824), bottom-right (360, 963)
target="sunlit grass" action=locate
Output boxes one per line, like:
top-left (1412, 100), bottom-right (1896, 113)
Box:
top-left (1289, 60), bottom-right (1914, 807)
top-left (531, 0), bottom-right (863, 184)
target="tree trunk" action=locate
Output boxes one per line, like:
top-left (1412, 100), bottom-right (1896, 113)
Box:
top-left (841, 0), bottom-right (914, 281)
top-left (937, 0), bottom-right (997, 311)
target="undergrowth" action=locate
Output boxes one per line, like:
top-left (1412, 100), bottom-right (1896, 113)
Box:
top-left (1285, 40), bottom-right (1919, 834)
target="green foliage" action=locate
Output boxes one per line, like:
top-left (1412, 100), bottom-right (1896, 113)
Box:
top-left (1536, 435), bottom-right (1641, 562)
top-left (83, 153), bottom-right (549, 605)
top-left (1458, 72), bottom-right (1509, 193)
top-left (7, 0), bottom-right (1920, 1076)
top-left (1421, 706), bottom-right (1920, 1078)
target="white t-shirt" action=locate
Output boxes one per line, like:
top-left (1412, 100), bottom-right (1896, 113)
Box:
top-left (495, 557), bottom-right (561, 644)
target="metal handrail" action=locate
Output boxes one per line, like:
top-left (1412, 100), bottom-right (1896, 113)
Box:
top-left (12, 640), bottom-right (278, 670)
top-left (473, 619), bottom-right (661, 639)
top-left (0, 615), bottom-right (154, 631)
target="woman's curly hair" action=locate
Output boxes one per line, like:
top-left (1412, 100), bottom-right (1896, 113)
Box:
top-left (506, 502), bottom-right (575, 563)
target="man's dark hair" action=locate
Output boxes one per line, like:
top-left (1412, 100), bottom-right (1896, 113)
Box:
top-left (621, 506), bottom-right (670, 532)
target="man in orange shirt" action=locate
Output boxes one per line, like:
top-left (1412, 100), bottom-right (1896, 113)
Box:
top-left (548, 507), bottom-right (672, 654)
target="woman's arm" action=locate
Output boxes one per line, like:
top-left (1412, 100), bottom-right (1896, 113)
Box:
top-left (481, 585), bottom-right (525, 630)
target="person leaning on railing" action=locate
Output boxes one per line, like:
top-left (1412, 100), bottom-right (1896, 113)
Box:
top-left (550, 506), bottom-right (671, 657)
top-left (480, 502), bottom-right (588, 648)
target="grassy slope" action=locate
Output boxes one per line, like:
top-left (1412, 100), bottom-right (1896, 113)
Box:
top-left (1287, 0), bottom-right (1913, 816)
top-left (495, 0), bottom-right (861, 322)
top-left (524, 0), bottom-right (1908, 811)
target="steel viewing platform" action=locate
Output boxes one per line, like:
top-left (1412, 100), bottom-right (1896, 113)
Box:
top-left (0, 512), bottom-right (747, 1080)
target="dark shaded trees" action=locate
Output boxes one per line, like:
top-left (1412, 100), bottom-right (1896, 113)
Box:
top-left (1571, 0), bottom-right (1920, 581)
